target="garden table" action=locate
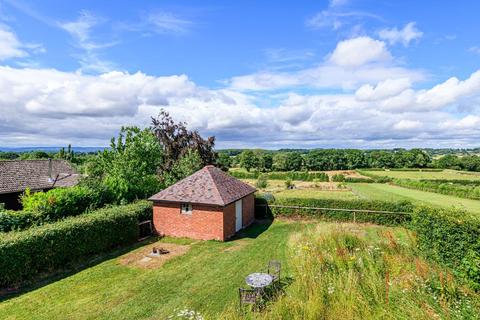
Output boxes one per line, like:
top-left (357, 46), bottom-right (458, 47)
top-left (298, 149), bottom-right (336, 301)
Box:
top-left (245, 272), bottom-right (273, 290)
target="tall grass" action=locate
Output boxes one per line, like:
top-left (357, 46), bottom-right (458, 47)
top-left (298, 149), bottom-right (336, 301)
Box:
top-left (219, 226), bottom-right (479, 319)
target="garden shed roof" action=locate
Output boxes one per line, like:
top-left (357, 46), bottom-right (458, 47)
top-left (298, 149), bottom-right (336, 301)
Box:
top-left (149, 165), bottom-right (256, 206)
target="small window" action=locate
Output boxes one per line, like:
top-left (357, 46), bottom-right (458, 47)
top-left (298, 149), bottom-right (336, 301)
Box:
top-left (181, 203), bottom-right (193, 215)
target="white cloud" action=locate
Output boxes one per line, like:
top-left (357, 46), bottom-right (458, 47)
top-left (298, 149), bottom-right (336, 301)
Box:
top-left (393, 120), bottom-right (422, 131)
top-left (147, 11), bottom-right (193, 34)
top-left (60, 11), bottom-right (117, 72)
top-left (0, 65), bottom-right (480, 148)
top-left (355, 78), bottom-right (412, 101)
top-left (229, 37), bottom-right (423, 91)
top-left (306, 10), bottom-right (380, 30)
top-left (378, 22), bottom-right (423, 46)
top-left (329, 0), bottom-right (349, 7)
top-left (469, 46), bottom-right (480, 55)
top-left (0, 24), bottom-right (28, 60)
top-left (328, 36), bottom-right (391, 67)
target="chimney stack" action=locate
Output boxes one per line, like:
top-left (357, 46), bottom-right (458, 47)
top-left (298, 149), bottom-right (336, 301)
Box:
top-left (48, 158), bottom-right (53, 183)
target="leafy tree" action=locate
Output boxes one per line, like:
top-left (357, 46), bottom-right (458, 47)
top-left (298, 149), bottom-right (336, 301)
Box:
top-left (162, 150), bottom-right (203, 187)
top-left (0, 152), bottom-right (19, 160)
top-left (216, 152), bottom-right (232, 171)
top-left (285, 152), bottom-right (303, 171)
top-left (151, 110), bottom-right (216, 172)
top-left (435, 154), bottom-right (460, 169)
top-left (262, 153), bottom-right (273, 171)
top-left (85, 127), bottom-right (163, 203)
top-left (239, 150), bottom-right (257, 172)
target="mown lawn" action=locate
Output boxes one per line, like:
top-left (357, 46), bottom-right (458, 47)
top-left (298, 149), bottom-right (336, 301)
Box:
top-left (1, 220), bottom-right (478, 319)
top-left (0, 221), bottom-right (300, 319)
top-left (361, 169), bottom-right (480, 181)
top-left (273, 188), bottom-right (358, 200)
top-left (351, 183), bottom-right (480, 213)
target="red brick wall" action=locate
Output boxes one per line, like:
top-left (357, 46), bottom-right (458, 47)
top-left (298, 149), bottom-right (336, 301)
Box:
top-left (152, 192), bottom-right (255, 241)
top-left (152, 202), bottom-right (225, 241)
top-left (242, 193), bottom-right (255, 228)
top-left (223, 202), bottom-right (236, 240)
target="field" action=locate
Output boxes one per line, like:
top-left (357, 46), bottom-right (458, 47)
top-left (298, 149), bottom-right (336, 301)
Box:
top-left (361, 169), bottom-right (480, 180)
top-left (1, 220), bottom-right (478, 319)
top-left (243, 177), bottom-right (480, 214)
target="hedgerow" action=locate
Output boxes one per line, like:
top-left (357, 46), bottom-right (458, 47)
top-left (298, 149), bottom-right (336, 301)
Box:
top-left (393, 178), bottom-right (480, 200)
top-left (229, 170), bottom-right (329, 181)
top-left (412, 207), bottom-right (480, 290)
top-left (255, 195), bottom-right (413, 226)
top-left (344, 177), bottom-right (374, 183)
top-left (0, 201), bottom-right (152, 288)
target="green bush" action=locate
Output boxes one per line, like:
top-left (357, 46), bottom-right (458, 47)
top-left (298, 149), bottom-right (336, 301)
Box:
top-left (21, 186), bottom-right (102, 219)
top-left (229, 170), bottom-right (328, 181)
top-left (344, 177), bottom-right (374, 183)
top-left (331, 174), bottom-right (345, 182)
top-left (255, 174), bottom-right (268, 189)
top-left (0, 201), bottom-right (152, 288)
top-left (255, 195), bottom-right (413, 226)
top-left (0, 210), bottom-right (40, 232)
top-left (412, 206), bottom-right (480, 290)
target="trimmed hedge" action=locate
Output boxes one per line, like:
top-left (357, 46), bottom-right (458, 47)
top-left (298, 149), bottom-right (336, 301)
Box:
top-left (255, 195), bottom-right (413, 226)
top-left (229, 170), bottom-right (329, 182)
top-left (0, 210), bottom-right (40, 232)
top-left (0, 201), bottom-right (152, 288)
top-left (412, 207), bottom-right (480, 290)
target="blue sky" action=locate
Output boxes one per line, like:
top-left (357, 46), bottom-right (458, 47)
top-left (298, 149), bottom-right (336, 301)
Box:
top-left (0, 0), bottom-right (479, 148)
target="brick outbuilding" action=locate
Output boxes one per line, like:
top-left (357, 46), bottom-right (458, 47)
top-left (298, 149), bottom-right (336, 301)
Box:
top-left (148, 165), bottom-right (256, 241)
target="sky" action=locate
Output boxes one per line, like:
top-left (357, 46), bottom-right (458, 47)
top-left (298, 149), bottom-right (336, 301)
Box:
top-left (0, 0), bottom-right (479, 149)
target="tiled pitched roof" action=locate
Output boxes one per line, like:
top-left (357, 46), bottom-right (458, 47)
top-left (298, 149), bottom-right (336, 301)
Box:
top-left (149, 165), bottom-right (256, 206)
top-left (0, 159), bottom-right (80, 194)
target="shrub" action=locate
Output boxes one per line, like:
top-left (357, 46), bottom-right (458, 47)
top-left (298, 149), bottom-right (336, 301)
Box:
top-left (331, 174), bottom-right (345, 182)
top-left (0, 201), bottom-right (152, 288)
top-left (344, 177), bottom-right (374, 183)
top-left (21, 186), bottom-right (102, 219)
top-left (0, 210), bottom-right (40, 232)
top-left (256, 195), bottom-right (413, 226)
top-left (284, 179), bottom-right (294, 189)
top-left (412, 206), bottom-right (480, 290)
top-left (229, 170), bottom-right (328, 182)
top-left (393, 178), bottom-right (480, 200)
top-left (255, 174), bottom-right (268, 189)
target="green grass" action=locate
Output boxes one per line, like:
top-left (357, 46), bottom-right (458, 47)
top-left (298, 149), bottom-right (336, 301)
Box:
top-left (1, 221), bottom-right (478, 319)
top-left (0, 222), bottom-right (299, 319)
top-left (274, 189), bottom-right (358, 200)
top-left (361, 169), bottom-right (480, 181)
top-left (351, 183), bottom-right (480, 213)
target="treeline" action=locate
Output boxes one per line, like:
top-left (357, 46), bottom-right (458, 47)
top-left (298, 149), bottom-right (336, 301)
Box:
top-left (228, 148), bottom-right (432, 172)
top-left (220, 148), bottom-right (480, 172)
top-left (432, 154), bottom-right (480, 172)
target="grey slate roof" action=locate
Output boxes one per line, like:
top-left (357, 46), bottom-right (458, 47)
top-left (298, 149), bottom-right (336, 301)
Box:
top-left (0, 159), bottom-right (80, 194)
top-left (149, 165), bottom-right (256, 206)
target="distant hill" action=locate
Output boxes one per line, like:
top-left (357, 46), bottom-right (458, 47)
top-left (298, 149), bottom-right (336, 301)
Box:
top-left (0, 146), bottom-right (107, 153)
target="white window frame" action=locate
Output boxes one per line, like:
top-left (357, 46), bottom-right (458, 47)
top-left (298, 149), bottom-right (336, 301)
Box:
top-left (181, 203), bottom-right (193, 215)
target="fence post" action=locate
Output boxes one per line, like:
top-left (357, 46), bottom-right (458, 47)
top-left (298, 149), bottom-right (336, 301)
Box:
top-left (353, 211), bottom-right (356, 223)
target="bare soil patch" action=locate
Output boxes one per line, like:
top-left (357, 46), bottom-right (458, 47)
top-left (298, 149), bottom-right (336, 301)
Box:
top-left (324, 170), bottom-right (369, 179)
top-left (119, 241), bottom-right (190, 269)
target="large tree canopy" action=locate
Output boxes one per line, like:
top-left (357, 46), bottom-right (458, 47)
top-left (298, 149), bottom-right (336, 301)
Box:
top-left (151, 110), bottom-right (216, 172)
